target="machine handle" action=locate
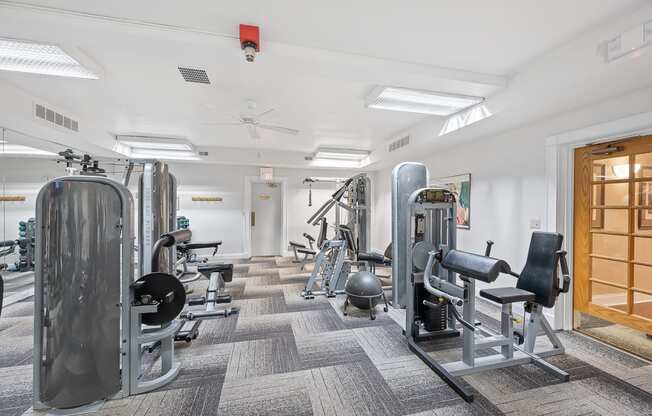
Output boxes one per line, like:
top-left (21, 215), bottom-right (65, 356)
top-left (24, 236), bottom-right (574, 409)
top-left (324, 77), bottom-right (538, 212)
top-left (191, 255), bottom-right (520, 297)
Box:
top-left (556, 250), bottom-right (571, 293)
top-left (484, 240), bottom-right (494, 257)
top-left (151, 229), bottom-right (193, 273)
top-left (423, 286), bottom-right (463, 307)
top-left (251, 211), bottom-right (256, 227)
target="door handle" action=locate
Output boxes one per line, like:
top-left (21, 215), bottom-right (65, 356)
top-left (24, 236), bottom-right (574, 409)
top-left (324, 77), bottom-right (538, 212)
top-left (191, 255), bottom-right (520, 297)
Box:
top-left (251, 211), bottom-right (255, 227)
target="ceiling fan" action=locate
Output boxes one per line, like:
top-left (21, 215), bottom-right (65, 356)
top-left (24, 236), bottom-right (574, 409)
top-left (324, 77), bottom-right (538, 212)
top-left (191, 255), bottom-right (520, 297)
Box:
top-left (203, 107), bottom-right (299, 139)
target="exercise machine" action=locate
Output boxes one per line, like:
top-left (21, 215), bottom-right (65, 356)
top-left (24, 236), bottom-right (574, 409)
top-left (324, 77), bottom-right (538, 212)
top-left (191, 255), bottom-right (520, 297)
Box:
top-left (288, 233), bottom-right (317, 269)
top-left (175, 246), bottom-right (240, 343)
top-left (176, 240), bottom-right (222, 285)
top-left (305, 173), bottom-right (371, 254)
top-left (392, 162), bottom-right (429, 308)
top-left (358, 243), bottom-right (392, 274)
top-left (138, 161), bottom-right (177, 277)
top-left (398, 185), bottom-right (570, 402)
top-left (33, 175), bottom-right (187, 412)
top-left (301, 220), bottom-right (353, 298)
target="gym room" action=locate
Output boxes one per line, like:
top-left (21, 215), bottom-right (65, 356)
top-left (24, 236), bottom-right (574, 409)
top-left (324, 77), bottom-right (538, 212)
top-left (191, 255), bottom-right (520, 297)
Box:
top-left (0, 1), bottom-right (651, 415)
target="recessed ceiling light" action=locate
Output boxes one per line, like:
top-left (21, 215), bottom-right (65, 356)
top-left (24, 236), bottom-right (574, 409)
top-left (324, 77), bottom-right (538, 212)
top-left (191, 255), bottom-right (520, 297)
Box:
top-left (114, 135), bottom-right (199, 161)
top-left (0, 37), bottom-right (98, 79)
top-left (439, 103), bottom-right (493, 136)
top-left (314, 147), bottom-right (369, 162)
top-left (310, 158), bottom-right (364, 169)
top-left (0, 144), bottom-right (56, 156)
top-left (366, 86), bottom-right (484, 116)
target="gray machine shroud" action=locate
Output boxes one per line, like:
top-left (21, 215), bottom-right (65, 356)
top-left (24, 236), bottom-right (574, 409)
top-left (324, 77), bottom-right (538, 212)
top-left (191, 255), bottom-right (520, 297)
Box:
top-left (391, 162), bottom-right (428, 308)
top-left (139, 161), bottom-right (176, 276)
top-left (33, 176), bottom-right (134, 409)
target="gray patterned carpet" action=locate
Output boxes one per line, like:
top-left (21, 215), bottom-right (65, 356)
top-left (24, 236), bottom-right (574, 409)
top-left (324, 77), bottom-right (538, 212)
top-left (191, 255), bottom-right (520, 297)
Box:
top-left (1, 257), bottom-right (652, 416)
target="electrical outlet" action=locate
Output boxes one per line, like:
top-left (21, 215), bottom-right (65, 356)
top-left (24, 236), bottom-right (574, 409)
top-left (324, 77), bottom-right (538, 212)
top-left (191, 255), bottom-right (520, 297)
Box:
top-left (530, 219), bottom-right (541, 230)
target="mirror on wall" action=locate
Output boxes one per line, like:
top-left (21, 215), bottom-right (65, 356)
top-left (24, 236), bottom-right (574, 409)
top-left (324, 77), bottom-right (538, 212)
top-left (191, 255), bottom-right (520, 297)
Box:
top-left (0, 127), bottom-right (129, 307)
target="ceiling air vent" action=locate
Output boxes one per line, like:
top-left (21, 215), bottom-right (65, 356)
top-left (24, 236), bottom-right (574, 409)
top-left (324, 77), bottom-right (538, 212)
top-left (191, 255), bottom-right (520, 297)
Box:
top-left (178, 67), bottom-right (210, 84)
top-left (34, 103), bottom-right (79, 132)
top-left (388, 135), bottom-right (409, 152)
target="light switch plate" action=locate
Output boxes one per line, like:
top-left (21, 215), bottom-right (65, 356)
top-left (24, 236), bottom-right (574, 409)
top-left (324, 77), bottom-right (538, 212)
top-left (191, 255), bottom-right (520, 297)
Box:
top-left (530, 219), bottom-right (542, 230)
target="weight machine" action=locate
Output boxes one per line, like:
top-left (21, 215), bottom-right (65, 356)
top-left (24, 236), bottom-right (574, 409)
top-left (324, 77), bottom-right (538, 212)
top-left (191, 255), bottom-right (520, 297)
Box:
top-left (305, 173), bottom-right (371, 254)
top-left (33, 175), bottom-right (186, 412)
top-left (393, 163), bottom-right (571, 402)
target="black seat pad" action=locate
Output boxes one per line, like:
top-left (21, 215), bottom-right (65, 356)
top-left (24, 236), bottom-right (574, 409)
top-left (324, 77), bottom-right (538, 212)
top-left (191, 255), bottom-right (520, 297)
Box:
top-left (480, 287), bottom-right (536, 304)
top-left (198, 262), bottom-right (233, 282)
top-left (179, 241), bottom-right (222, 250)
top-left (198, 263), bottom-right (232, 274)
top-left (289, 241), bottom-right (306, 248)
top-left (297, 248), bottom-right (316, 255)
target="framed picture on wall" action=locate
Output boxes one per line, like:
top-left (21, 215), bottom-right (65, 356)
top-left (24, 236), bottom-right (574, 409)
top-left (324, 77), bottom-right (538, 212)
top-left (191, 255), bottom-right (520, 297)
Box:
top-left (433, 173), bottom-right (471, 229)
top-left (638, 167), bottom-right (652, 229)
top-left (592, 164), bottom-right (605, 229)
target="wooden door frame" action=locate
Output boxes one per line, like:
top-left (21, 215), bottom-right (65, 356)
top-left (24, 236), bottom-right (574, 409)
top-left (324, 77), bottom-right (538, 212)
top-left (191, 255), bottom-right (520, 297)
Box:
top-left (544, 110), bottom-right (652, 330)
top-left (243, 176), bottom-right (288, 258)
top-left (573, 136), bottom-right (652, 333)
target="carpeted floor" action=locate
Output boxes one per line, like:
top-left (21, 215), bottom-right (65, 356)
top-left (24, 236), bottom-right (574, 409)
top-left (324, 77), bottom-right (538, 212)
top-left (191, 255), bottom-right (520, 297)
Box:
top-left (1, 257), bottom-right (652, 416)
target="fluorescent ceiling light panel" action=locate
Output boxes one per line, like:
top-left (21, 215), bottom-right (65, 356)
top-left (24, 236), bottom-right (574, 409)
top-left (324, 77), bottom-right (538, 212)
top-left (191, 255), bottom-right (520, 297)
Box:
top-left (314, 148), bottom-right (369, 161)
top-left (114, 135), bottom-right (199, 160)
top-left (0, 38), bottom-right (98, 79)
top-left (0, 144), bottom-right (56, 156)
top-left (310, 158), bottom-right (363, 169)
top-left (366, 86), bottom-right (484, 116)
top-left (439, 104), bottom-right (493, 136)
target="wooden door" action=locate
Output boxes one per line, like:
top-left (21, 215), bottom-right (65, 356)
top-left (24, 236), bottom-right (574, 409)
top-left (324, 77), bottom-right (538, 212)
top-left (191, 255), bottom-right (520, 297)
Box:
top-left (574, 135), bottom-right (652, 333)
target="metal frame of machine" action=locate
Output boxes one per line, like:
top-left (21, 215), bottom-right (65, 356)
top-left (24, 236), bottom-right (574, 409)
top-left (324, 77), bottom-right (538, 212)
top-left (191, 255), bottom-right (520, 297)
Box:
top-left (301, 237), bottom-right (349, 299)
top-left (305, 173), bottom-right (371, 254)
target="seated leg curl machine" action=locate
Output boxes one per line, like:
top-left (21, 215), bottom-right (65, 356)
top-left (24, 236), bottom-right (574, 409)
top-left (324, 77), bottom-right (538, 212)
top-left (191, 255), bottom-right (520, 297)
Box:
top-left (174, 244), bottom-right (239, 342)
top-left (289, 233), bottom-right (317, 270)
top-left (402, 186), bottom-right (571, 402)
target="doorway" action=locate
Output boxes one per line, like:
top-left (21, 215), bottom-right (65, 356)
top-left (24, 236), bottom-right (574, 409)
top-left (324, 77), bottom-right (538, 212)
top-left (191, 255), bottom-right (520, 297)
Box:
top-left (250, 182), bottom-right (283, 257)
top-left (573, 135), bottom-right (652, 359)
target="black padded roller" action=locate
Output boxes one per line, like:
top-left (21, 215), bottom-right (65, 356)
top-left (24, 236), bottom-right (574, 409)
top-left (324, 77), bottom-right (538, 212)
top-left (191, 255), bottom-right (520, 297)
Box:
top-left (441, 250), bottom-right (511, 283)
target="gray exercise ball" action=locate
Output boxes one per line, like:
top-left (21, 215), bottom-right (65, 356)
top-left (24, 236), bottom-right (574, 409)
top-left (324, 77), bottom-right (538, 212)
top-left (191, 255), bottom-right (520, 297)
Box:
top-left (345, 271), bottom-right (384, 309)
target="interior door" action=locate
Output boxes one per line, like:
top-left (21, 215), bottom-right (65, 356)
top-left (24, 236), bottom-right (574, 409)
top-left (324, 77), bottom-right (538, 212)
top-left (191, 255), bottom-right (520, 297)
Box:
top-left (574, 135), bottom-right (652, 334)
top-left (251, 182), bottom-right (282, 257)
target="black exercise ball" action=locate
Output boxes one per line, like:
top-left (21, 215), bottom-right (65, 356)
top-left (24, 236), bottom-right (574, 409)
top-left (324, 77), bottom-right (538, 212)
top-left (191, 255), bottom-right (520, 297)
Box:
top-left (345, 271), bottom-right (384, 309)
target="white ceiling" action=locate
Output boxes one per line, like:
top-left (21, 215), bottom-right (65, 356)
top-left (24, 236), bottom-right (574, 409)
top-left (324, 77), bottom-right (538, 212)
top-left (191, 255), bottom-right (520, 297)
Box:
top-left (0, 0), bottom-right (646, 167)
top-left (4, 0), bottom-right (643, 74)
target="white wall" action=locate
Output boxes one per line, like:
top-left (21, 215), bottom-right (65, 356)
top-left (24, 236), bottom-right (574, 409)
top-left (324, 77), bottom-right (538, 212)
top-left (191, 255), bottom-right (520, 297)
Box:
top-left (371, 85), bottom-right (652, 291)
top-left (0, 157), bottom-right (361, 258)
top-left (167, 162), bottom-right (357, 256)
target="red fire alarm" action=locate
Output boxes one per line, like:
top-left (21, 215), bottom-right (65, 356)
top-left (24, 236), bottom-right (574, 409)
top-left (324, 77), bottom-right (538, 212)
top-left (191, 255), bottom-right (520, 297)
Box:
top-left (239, 24), bottom-right (260, 62)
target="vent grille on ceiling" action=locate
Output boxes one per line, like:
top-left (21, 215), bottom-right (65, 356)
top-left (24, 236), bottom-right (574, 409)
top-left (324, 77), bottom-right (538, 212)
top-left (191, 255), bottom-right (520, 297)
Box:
top-left (388, 135), bottom-right (409, 152)
top-left (178, 67), bottom-right (210, 84)
top-left (34, 103), bottom-right (79, 132)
